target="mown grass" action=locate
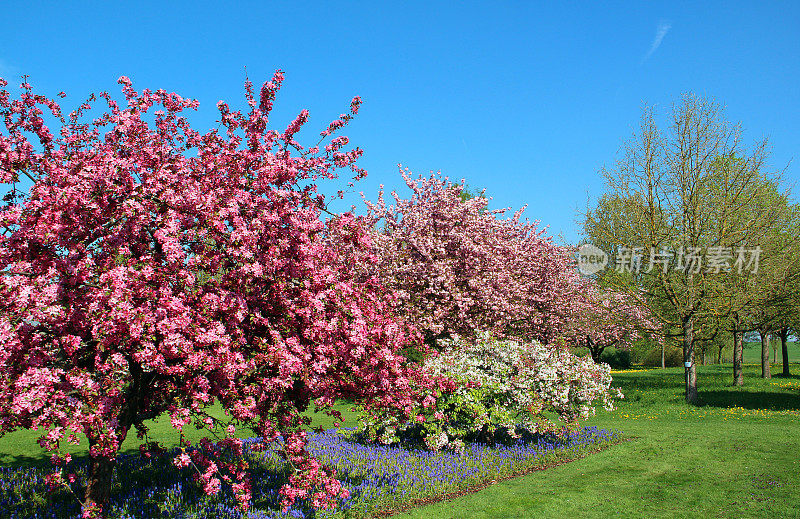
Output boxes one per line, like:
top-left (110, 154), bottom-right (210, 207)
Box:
top-left (392, 363), bottom-right (800, 519)
top-left (742, 340), bottom-right (800, 364)
top-left (1, 364), bottom-right (798, 518)
top-left (0, 403), bottom-right (359, 467)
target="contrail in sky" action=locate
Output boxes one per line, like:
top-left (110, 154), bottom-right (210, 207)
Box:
top-left (642, 22), bottom-right (672, 62)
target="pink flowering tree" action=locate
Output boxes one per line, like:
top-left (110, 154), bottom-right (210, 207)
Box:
top-left (0, 73), bottom-right (415, 516)
top-left (505, 223), bottom-right (587, 346)
top-left (564, 281), bottom-right (658, 362)
top-left (363, 169), bottom-right (585, 348)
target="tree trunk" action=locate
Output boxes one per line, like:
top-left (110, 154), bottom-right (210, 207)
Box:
top-left (760, 330), bottom-right (771, 379)
top-left (781, 326), bottom-right (790, 376)
top-left (733, 330), bottom-right (744, 386)
top-left (82, 408), bottom-right (135, 517)
top-left (661, 340), bottom-right (665, 369)
top-left (683, 315), bottom-right (698, 404)
top-left (84, 440), bottom-right (118, 518)
top-left (588, 337), bottom-right (602, 363)
top-left (716, 343), bottom-right (723, 365)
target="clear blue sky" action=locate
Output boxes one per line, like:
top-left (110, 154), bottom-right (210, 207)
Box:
top-left (1, 1), bottom-right (797, 243)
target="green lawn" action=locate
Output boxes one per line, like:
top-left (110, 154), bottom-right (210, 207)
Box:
top-left (0, 402), bottom-right (358, 467)
top-left (392, 364), bottom-right (800, 519)
top-left (1, 364), bottom-right (798, 518)
top-left (743, 340), bottom-right (800, 364)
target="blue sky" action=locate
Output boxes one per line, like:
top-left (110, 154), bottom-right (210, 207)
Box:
top-left (1, 1), bottom-right (797, 243)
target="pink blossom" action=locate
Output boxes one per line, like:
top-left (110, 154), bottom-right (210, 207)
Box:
top-left (173, 453), bottom-right (191, 468)
top-left (203, 477), bottom-right (221, 495)
top-left (363, 168), bottom-right (586, 345)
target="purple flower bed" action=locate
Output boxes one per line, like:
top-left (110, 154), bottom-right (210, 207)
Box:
top-left (0, 426), bottom-right (620, 518)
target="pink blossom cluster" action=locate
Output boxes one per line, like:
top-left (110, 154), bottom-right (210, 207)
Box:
top-left (363, 169), bottom-right (586, 346)
top-left (277, 429), bottom-right (351, 510)
top-left (563, 280), bottom-right (660, 361)
top-left (183, 436), bottom-right (251, 507)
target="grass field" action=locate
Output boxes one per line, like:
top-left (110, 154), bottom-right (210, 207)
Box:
top-left (1, 363), bottom-right (798, 518)
top-left (742, 340), bottom-right (800, 364)
top-left (0, 402), bottom-right (355, 467)
top-left (392, 363), bottom-right (800, 519)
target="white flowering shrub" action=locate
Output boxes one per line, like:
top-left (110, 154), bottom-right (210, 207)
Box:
top-left (358, 332), bottom-right (622, 452)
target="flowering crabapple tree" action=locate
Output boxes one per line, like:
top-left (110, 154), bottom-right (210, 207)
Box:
top-left (0, 73), bottom-right (416, 516)
top-left (363, 169), bottom-right (585, 348)
top-left (565, 281), bottom-right (659, 362)
top-left (506, 223), bottom-right (587, 346)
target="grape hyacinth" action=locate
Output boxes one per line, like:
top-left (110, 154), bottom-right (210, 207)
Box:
top-left (0, 426), bottom-right (620, 518)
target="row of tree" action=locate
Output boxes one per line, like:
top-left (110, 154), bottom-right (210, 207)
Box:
top-left (0, 73), bottom-right (637, 517)
top-left (0, 72), bottom-right (785, 517)
top-left (361, 169), bottom-right (656, 362)
top-left (582, 93), bottom-right (798, 403)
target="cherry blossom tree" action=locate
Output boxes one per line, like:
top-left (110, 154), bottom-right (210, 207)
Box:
top-left (565, 282), bottom-right (658, 362)
top-left (363, 169), bottom-right (584, 348)
top-left (0, 73), bottom-right (415, 516)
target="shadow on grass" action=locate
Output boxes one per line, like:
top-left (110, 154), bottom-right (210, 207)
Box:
top-left (699, 390), bottom-right (800, 411)
top-left (771, 373), bottom-right (800, 380)
top-left (0, 452), bottom-right (56, 468)
top-left (0, 444), bottom-right (168, 468)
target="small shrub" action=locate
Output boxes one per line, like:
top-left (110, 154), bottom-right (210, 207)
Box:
top-left (629, 337), bottom-right (659, 364)
top-left (358, 333), bottom-right (623, 452)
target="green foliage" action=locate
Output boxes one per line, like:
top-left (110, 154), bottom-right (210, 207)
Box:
top-left (641, 346), bottom-right (683, 367)
top-left (599, 348), bottom-right (631, 369)
top-left (456, 182), bottom-right (487, 203)
top-left (628, 337), bottom-right (657, 364)
top-left (399, 342), bottom-right (427, 364)
top-left (358, 381), bottom-right (544, 452)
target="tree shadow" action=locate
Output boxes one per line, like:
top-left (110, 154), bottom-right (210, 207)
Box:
top-left (0, 444), bottom-right (294, 518)
top-left (699, 390), bottom-right (800, 411)
top-left (0, 452), bottom-right (60, 468)
top-left (771, 373), bottom-right (800, 380)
